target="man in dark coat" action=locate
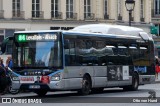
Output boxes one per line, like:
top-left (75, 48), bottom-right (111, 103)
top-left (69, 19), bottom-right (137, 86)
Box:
top-left (0, 64), bottom-right (7, 94)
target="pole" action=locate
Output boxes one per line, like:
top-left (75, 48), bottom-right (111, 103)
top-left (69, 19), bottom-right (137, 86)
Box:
top-left (129, 10), bottom-right (132, 26)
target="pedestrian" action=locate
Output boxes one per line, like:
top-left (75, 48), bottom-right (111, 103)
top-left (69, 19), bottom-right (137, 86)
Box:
top-left (0, 57), bottom-right (4, 67)
top-left (0, 58), bottom-right (7, 95)
top-left (6, 56), bottom-right (13, 69)
top-left (2, 56), bottom-right (13, 95)
top-left (155, 58), bottom-right (160, 79)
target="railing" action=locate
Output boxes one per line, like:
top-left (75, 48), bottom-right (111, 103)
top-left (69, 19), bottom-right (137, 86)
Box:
top-left (152, 9), bottom-right (160, 17)
top-left (32, 11), bottom-right (44, 19)
top-left (0, 10), bottom-right (4, 18)
top-left (66, 12), bottom-right (77, 20)
top-left (84, 13), bottom-right (95, 20)
top-left (51, 11), bottom-right (62, 19)
top-left (104, 13), bottom-right (109, 20)
top-left (12, 11), bottom-right (25, 18)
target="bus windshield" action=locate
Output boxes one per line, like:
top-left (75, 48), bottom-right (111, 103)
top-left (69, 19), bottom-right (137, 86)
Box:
top-left (13, 32), bottom-right (63, 69)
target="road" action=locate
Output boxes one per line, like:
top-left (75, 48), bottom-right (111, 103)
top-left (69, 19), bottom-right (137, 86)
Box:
top-left (0, 83), bottom-right (160, 106)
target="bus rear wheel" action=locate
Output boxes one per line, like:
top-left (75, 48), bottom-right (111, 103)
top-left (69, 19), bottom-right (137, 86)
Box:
top-left (78, 76), bottom-right (91, 95)
top-left (123, 73), bottom-right (139, 91)
top-left (35, 90), bottom-right (48, 96)
top-left (131, 73), bottom-right (139, 91)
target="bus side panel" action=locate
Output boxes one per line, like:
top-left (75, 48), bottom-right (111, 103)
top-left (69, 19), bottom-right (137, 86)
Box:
top-left (62, 66), bottom-right (94, 89)
top-left (93, 66), bottom-right (107, 87)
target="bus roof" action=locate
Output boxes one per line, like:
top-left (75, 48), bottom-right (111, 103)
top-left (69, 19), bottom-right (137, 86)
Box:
top-left (63, 31), bottom-right (141, 40)
top-left (72, 24), bottom-right (143, 35)
top-left (71, 24), bottom-right (153, 41)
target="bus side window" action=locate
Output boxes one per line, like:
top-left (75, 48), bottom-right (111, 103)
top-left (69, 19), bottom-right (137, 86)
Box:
top-left (64, 39), bottom-right (69, 49)
top-left (78, 40), bottom-right (94, 66)
top-left (139, 46), bottom-right (149, 66)
top-left (129, 45), bottom-right (139, 65)
top-left (93, 40), bottom-right (107, 66)
top-left (107, 55), bottom-right (117, 65)
top-left (127, 56), bottom-right (133, 65)
top-left (117, 46), bottom-right (128, 56)
top-left (75, 40), bottom-right (82, 65)
top-left (64, 43), bottom-right (69, 66)
top-left (65, 39), bottom-right (83, 66)
top-left (64, 39), bottom-right (77, 66)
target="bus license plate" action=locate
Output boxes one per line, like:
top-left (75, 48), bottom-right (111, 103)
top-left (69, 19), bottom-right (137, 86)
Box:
top-left (29, 85), bottom-right (40, 89)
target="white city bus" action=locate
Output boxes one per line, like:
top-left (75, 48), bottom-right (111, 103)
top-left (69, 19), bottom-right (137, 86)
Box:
top-left (1, 24), bottom-right (155, 96)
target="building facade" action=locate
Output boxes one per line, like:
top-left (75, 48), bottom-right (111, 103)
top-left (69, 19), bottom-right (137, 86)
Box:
top-left (0, 0), bottom-right (152, 44)
top-left (152, 0), bottom-right (160, 35)
top-left (152, 0), bottom-right (160, 57)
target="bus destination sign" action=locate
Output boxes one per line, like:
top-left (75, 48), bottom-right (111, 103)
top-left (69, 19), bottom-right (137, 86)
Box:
top-left (17, 34), bottom-right (57, 42)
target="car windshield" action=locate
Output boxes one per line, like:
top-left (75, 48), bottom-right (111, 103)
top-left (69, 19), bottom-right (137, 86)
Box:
top-left (13, 32), bottom-right (63, 69)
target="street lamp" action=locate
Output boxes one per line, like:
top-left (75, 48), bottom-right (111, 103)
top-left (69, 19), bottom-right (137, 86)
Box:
top-left (125, 0), bottom-right (135, 26)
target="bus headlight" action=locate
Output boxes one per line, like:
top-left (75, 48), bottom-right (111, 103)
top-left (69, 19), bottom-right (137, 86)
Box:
top-left (11, 73), bottom-right (19, 81)
top-left (51, 73), bottom-right (60, 81)
top-left (12, 76), bottom-right (19, 81)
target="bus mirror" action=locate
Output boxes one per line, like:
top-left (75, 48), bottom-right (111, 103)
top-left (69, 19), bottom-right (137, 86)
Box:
top-left (64, 39), bottom-right (69, 49)
top-left (139, 32), bottom-right (149, 41)
top-left (1, 37), bottom-right (13, 54)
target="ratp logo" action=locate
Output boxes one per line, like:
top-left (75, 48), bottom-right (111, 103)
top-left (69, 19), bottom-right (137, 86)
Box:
top-left (2, 98), bottom-right (11, 103)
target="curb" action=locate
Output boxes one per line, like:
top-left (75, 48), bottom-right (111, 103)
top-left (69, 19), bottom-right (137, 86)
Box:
top-left (155, 80), bottom-right (160, 83)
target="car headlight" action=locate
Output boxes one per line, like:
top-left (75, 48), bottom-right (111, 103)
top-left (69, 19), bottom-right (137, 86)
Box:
top-left (51, 73), bottom-right (60, 81)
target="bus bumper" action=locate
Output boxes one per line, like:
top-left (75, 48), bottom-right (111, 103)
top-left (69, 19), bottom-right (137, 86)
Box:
top-left (139, 75), bottom-right (155, 85)
top-left (12, 80), bottom-right (65, 91)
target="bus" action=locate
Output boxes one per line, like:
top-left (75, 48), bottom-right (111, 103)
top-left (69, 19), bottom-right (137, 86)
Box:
top-left (1, 24), bottom-right (155, 96)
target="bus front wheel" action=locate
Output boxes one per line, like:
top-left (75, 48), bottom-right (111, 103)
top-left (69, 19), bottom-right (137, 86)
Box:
top-left (78, 76), bottom-right (91, 95)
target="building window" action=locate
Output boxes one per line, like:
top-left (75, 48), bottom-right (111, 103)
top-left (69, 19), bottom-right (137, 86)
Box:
top-left (117, 0), bottom-right (122, 20)
top-left (0, 29), bottom-right (4, 44)
top-left (32, 0), bottom-right (41, 18)
top-left (140, 0), bottom-right (144, 21)
top-left (0, 0), bottom-right (2, 10)
top-left (117, 0), bottom-right (122, 16)
top-left (12, 0), bottom-right (21, 17)
top-left (104, 0), bottom-right (109, 19)
top-left (0, 0), bottom-right (4, 18)
top-left (155, 0), bottom-right (160, 15)
top-left (51, 0), bottom-right (59, 18)
top-left (84, 0), bottom-right (91, 19)
top-left (66, 0), bottom-right (73, 19)
top-left (0, 36), bottom-right (4, 43)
